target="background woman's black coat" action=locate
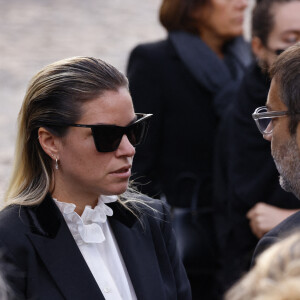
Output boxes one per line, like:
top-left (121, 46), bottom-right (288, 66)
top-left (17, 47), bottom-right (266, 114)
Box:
top-left (127, 33), bottom-right (251, 299)
top-left (127, 34), bottom-right (251, 208)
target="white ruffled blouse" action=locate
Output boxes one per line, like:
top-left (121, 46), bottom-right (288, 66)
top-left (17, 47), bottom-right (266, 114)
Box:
top-left (54, 195), bottom-right (137, 300)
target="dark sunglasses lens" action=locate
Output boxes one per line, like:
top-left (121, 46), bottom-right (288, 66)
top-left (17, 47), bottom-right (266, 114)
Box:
top-left (91, 116), bottom-right (150, 152)
top-left (127, 121), bottom-right (147, 146)
top-left (91, 127), bottom-right (122, 152)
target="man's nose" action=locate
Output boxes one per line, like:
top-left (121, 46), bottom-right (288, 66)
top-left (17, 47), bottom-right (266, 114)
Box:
top-left (263, 132), bottom-right (272, 141)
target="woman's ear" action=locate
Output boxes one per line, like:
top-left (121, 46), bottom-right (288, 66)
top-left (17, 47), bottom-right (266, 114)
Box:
top-left (38, 127), bottom-right (60, 158)
top-left (252, 37), bottom-right (268, 61)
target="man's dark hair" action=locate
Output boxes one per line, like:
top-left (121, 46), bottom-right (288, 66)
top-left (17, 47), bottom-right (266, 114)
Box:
top-left (270, 43), bottom-right (300, 134)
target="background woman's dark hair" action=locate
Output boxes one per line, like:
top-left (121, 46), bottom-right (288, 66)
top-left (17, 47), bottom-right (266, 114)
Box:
top-left (252, 0), bottom-right (299, 46)
top-left (5, 56), bottom-right (128, 207)
top-left (159, 0), bottom-right (209, 34)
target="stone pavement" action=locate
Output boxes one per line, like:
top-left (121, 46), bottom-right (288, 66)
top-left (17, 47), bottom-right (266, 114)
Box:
top-left (0, 0), bottom-right (252, 199)
top-left (0, 0), bottom-right (165, 198)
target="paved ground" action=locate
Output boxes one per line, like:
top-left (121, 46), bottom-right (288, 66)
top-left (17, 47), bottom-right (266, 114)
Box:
top-left (0, 0), bottom-right (252, 199)
top-left (0, 0), bottom-right (165, 198)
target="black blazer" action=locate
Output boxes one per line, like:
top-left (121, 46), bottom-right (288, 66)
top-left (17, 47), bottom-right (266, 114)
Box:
top-left (0, 194), bottom-right (191, 300)
top-left (252, 210), bottom-right (300, 263)
top-left (127, 36), bottom-right (251, 207)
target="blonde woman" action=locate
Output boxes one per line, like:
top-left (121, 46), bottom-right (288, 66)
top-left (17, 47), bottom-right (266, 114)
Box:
top-left (225, 231), bottom-right (300, 300)
top-left (0, 57), bottom-right (191, 300)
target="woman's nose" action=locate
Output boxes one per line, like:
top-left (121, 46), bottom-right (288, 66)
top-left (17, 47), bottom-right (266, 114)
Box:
top-left (116, 134), bottom-right (136, 157)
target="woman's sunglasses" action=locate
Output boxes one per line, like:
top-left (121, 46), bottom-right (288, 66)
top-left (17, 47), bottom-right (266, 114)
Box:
top-left (65, 113), bottom-right (152, 152)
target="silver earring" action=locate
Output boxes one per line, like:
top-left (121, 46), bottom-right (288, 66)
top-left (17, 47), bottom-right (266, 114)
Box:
top-left (55, 158), bottom-right (59, 170)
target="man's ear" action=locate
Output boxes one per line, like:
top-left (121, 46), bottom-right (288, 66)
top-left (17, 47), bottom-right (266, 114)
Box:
top-left (252, 37), bottom-right (268, 62)
top-left (38, 127), bottom-right (60, 158)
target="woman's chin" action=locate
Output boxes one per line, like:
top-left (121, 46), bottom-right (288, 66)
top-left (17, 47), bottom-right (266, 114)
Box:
top-left (103, 184), bottom-right (129, 196)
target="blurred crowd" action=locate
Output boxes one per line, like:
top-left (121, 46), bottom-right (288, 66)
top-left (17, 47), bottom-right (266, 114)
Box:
top-left (127, 0), bottom-right (300, 298)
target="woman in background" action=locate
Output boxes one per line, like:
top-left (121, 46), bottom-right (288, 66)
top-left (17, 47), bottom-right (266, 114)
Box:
top-left (0, 57), bottom-right (191, 300)
top-left (127, 0), bottom-right (251, 298)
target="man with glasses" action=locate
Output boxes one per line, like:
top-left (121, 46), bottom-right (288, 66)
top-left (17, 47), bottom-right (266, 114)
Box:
top-left (252, 42), bottom-right (300, 260)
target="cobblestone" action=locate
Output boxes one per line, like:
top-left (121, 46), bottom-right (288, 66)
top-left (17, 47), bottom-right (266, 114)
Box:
top-left (0, 0), bottom-right (252, 199)
top-left (0, 0), bottom-right (165, 198)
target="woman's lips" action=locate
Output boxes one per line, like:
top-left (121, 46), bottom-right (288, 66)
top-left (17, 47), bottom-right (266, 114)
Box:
top-left (110, 166), bottom-right (132, 178)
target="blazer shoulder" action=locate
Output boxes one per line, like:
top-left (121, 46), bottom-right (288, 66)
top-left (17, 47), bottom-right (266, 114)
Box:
top-left (139, 197), bottom-right (172, 236)
top-left (0, 205), bottom-right (32, 245)
top-left (123, 194), bottom-right (171, 229)
top-left (0, 205), bottom-right (27, 231)
top-left (136, 194), bottom-right (169, 218)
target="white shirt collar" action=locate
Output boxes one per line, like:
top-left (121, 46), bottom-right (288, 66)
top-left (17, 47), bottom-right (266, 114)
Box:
top-left (54, 195), bottom-right (118, 244)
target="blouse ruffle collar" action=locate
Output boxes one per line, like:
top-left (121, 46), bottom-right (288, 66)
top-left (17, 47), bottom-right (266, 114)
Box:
top-left (54, 195), bottom-right (118, 245)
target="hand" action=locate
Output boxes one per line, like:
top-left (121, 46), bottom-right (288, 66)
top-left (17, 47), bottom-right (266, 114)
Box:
top-left (246, 202), bottom-right (300, 238)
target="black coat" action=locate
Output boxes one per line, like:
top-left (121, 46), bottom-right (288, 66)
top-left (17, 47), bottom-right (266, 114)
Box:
top-left (127, 35), bottom-right (251, 207)
top-left (214, 63), bottom-right (300, 291)
top-left (0, 194), bottom-right (191, 300)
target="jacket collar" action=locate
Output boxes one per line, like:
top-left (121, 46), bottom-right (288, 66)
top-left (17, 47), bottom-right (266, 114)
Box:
top-left (25, 194), bottom-right (165, 300)
top-left (169, 31), bottom-right (252, 93)
top-left (26, 193), bottom-right (62, 237)
top-left (107, 200), bottom-right (140, 228)
top-left (25, 194), bottom-right (104, 299)
top-left (26, 193), bottom-right (139, 238)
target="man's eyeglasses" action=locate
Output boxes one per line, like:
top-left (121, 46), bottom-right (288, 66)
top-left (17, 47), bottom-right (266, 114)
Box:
top-left (60, 113), bottom-right (152, 152)
top-left (252, 106), bottom-right (289, 135)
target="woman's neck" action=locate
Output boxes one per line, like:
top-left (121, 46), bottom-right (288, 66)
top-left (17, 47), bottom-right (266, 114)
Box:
top-left (200, 31), bottom-right (228, 59)
top-left (51, 179), bottom-right (99, 216)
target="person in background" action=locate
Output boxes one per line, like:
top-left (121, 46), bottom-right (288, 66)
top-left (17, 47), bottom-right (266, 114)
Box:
top-left (0, 57), bottom-right (191, 300)
top-left (127, 0), bottom-right (251, 298)
top-left (226, 231), bottom-right (300, 300)
top-left (214, 0), bottom-right (300, 293)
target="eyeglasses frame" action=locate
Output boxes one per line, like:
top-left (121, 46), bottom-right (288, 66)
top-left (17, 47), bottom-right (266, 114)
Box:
top-left (67, 113), bottom-right (152, 130)
top-left (53, 113), bottom-right (153, 152)
top-left (252, 106), bottom-right (290, 135)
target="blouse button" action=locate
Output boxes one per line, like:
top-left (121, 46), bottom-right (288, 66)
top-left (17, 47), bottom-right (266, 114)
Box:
top-left (103, 287), bottom-right (112, 293)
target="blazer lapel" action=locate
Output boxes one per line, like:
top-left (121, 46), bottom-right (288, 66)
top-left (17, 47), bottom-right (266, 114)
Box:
top-left (108, 202), bottom-right (166, 300)
top-left (26, 195), bottom-right (104, 300)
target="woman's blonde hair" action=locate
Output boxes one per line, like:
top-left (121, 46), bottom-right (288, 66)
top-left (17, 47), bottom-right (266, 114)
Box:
top-left (225, 231), bottom-right (300, 300)
top-left (4, 56), bottom-right (129, 207)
